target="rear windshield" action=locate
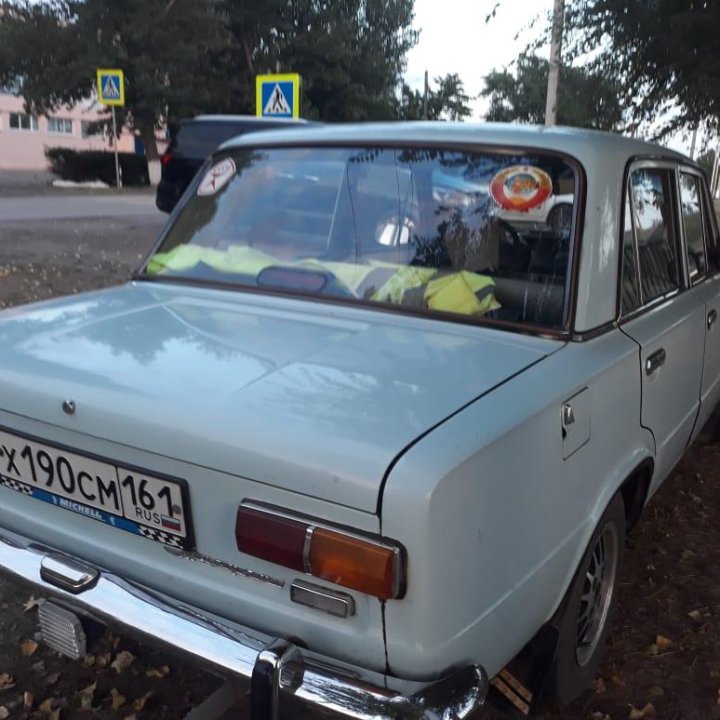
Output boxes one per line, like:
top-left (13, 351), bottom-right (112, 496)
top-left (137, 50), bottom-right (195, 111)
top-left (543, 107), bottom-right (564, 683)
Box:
top-left (172, 121), bottom-right (294, 159)
top-left (170, 122), bottom-right (245, 158)
top-left (144, 146), bottom-right (578, 329)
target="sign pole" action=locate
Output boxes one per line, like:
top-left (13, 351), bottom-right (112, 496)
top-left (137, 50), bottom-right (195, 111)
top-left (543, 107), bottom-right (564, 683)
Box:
top-left (96, 68), bottom-right (125, 188)
top-left (111, 106), bottom-right (121, 189)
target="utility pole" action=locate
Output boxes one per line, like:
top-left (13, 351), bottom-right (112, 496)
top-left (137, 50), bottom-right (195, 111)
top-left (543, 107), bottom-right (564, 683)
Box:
top-left (545, 0), bottom-right (564, 126)
top-left (423, 70), bottom-right (429, 120)
top-left (689, 125), bottom-right (698, 160)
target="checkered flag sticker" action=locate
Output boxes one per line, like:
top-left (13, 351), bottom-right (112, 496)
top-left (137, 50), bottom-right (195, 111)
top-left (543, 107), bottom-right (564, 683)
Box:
top-left (138, 526), bottom-right (184, 549)
top-left (0, 475), bottom-right (33, 496)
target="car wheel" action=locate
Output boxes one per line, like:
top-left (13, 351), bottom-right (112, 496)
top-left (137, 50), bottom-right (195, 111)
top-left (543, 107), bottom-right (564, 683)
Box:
top-left (546, 494), bottom-right (625, 705)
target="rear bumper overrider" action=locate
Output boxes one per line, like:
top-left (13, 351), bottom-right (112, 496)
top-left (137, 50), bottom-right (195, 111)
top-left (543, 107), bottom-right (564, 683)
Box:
top-left (0, 528), bottom-right (488, 720)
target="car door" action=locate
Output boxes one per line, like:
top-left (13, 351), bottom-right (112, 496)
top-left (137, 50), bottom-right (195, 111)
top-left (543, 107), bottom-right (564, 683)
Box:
top-left (683, 168), bottom-right (720, 439)
top-left (619, 162), bottom-right (706, 490)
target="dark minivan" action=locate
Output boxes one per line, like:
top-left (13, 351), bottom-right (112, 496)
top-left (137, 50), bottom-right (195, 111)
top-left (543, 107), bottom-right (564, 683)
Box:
top-left (156, 115), bottom-right (311, 212)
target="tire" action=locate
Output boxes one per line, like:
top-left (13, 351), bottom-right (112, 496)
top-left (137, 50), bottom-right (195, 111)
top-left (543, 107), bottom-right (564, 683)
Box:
top-left (546, 494), bottom-right (625, 705)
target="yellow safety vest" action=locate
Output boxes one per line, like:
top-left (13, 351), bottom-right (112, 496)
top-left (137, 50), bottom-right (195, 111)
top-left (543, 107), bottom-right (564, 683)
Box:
top-left (148, 246), bottom-right (499, 316)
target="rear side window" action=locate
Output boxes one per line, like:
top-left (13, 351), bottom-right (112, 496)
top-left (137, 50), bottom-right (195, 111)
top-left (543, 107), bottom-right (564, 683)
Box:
top-left (679, 172), bottom-right (707, 282)
top-left (174, 122), bottom-right (248, 159)
top-left (701, 177), bottom-right (720, 272)
top-left (629, 168), bottom-right (680, 304)
top-left (621, 194), bottom-right (641, 314)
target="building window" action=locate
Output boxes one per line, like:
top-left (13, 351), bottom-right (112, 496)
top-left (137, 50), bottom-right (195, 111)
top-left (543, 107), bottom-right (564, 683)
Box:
top-left (47, 117), bottom-right (73, 134)
top-left (9, 113), bottom-right (38, 132)
top-left (81, 120), bottom-right (102, 139)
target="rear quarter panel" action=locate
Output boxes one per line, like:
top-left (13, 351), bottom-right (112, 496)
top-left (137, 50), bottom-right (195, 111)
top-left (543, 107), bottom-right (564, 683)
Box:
top-left (381, 329), bottom-right (653, 680)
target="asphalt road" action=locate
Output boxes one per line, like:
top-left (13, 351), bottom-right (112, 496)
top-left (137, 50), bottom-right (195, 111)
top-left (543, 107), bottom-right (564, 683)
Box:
top-left (0, 191), bottom-right (163, 222)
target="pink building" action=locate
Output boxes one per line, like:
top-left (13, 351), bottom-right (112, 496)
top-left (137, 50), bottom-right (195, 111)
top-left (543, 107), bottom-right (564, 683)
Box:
top-left (0, 92), bottom-right (138, 170)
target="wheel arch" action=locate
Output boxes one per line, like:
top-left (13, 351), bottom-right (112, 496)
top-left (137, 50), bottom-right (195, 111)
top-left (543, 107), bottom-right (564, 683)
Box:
top-left (547, 446), bottom-right (655, 626)
top-left (618, 457), bottom-right (654, 533)
top-left (522, 460), bottom-right (653, 705)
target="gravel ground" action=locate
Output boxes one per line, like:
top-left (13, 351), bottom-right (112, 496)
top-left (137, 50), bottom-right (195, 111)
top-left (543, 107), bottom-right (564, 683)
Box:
top-left (0, 213), bottom-right (237, 720)
top-left (1, 209), bottom-right (720, 719)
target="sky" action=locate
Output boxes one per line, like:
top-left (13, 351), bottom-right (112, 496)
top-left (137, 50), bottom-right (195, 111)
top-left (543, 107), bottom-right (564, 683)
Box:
top-left (404, 0), bottom-right (697, 156)
top-left (406, 0), bottom-right (553, 119)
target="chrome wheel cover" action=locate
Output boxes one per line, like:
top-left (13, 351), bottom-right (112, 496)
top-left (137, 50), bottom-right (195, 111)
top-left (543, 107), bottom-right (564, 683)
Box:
top-left (575, 523), bottom-right (619, 667)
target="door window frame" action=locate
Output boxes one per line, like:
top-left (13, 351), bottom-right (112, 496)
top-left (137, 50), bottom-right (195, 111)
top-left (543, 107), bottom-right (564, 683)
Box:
top-left (618, 160), bottom-right (688, 323)
top-left (676, 165), bottom-right (716, 286)
top-left (699, 170), bottom-right (720, 276)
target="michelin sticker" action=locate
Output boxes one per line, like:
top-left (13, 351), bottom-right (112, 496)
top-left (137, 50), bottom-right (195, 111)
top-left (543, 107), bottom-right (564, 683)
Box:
top-left (489, 165), bottom-right (553, 212)
top-left (198, 158), bottom-right (236, 196)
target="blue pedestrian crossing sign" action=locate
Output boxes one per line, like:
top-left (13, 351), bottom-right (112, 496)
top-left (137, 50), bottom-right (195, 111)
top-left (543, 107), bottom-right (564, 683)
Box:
top-left (96, 68), bottom-right (125, 107)
top-left (256, 73), bottom-right (301, 119)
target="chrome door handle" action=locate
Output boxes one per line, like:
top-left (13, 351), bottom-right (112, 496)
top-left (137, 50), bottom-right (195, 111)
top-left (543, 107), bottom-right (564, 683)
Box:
top-left (708, 309), bottom-right (718, 329)
top-left (562, 403), bottom-right (575, 426)
top-left (645, 348), bottom-right (666, 376)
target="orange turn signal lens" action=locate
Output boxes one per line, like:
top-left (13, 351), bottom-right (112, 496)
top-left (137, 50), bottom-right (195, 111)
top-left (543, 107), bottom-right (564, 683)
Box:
top-left (308, 527), bottom-right (401, 600)
top-left (236, 503), bottom-right (405, 600)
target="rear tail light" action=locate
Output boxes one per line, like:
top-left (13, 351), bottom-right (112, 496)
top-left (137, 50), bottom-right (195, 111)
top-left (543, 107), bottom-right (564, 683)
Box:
top-left (235, 506), bottom-right (307, 572)
top-left (235, 503), bottom-right (404, 600)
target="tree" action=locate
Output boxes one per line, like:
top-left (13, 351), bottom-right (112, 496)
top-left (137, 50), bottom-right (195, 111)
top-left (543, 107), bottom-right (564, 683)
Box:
top-left (480, 53), bottom-right (622, 131)
top-left (0, 0), bottom-right (422, 158)
top-left (697, 149), bottom-right (716, 181)
top-left (493, 0), bottom-right (720, 138)
top-left (222, 0), bottom-right (419, 121)
top-left (0, 0), bottom-right (231, 184)
top-left (398, 73), bottom-right (472, 121)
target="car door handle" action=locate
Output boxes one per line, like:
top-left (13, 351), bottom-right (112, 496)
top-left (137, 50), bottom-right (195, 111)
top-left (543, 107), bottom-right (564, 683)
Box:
top-left (708, 309), bottom-right (718, 329)
top-left (645, 348), bottom-right (666, 376)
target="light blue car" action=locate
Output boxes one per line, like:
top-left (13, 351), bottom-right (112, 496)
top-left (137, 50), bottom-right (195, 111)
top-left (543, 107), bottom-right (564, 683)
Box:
top-left (0, 122), bottom-right (717, 719)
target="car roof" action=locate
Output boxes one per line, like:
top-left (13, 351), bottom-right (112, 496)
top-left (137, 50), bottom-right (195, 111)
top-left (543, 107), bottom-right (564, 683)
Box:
top-left (190, 114), bottom-right (311, 125)
top-left (221, 121), bottom-right (691, 167)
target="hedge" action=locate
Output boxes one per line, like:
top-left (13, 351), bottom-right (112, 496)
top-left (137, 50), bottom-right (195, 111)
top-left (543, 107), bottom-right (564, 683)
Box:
top-left (45, 148), bottom-right (149, 187)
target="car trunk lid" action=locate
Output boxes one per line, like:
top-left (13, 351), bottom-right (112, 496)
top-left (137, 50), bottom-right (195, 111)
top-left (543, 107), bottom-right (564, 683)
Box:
top-left (0, 283), bottom-right (560, 512)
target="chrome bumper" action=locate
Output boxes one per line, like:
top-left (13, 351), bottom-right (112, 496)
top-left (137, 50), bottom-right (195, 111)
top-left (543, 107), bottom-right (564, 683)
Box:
top-left (0, 529), bottom-right (488, 720)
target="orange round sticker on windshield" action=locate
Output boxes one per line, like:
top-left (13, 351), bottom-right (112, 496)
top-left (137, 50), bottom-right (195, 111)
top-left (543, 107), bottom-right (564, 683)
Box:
top-left (489, 165), bottom-right (553, 212)
top-left (198, 158), bottom-right (236, 196)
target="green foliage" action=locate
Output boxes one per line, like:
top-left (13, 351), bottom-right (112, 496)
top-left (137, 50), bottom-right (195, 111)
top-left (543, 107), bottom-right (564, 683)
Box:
top-left (45, 147), bottom-right (149, 186)
top-left (697, 150), bottom-right (716, 181)
top-left (1, 0), bottom-right (473, 163)
top-left (480, 53), bottom-right (622, 131)
top-left (0, 0), bottom-right (231, 158)
top-left (502, 0), bottom-right (720, 137)
top-left (0, 0), bottom-right (421, 134)
top-left (398, 73), bottom-right (472, 121)
top-left (220, 0), bottom-right (419, 121)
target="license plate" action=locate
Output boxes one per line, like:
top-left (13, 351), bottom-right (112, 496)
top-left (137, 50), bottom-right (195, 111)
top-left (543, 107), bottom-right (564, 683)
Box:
top-left (0, 429), bottom-right (193, 550)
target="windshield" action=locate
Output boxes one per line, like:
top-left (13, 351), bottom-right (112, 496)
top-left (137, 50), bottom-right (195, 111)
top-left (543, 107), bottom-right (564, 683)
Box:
top-left (144, 146), bottom-right (578, 329)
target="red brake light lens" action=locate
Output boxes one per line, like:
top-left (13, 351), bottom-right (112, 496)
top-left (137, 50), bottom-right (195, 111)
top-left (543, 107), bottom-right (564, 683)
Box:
top-left (235, 506), bottom-right (306, 572)
top-left (235, 504), bottom-right (404, 600)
